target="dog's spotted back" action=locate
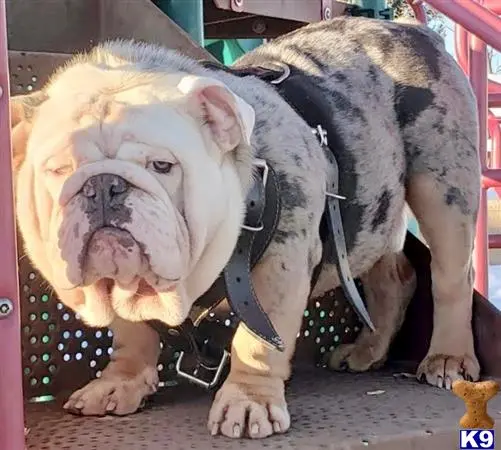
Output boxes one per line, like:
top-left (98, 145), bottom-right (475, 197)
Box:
top-left (228, 16), bottom-right (480, 386)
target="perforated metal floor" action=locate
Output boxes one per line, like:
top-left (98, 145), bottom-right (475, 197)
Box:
top-left (25, 369), bottom-right (501, 450)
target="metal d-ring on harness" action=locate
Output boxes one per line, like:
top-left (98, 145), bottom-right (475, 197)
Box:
top-left (148, 156), bottom-right (283, 389)
top-left (147, 60), bottom-right (374, 390)
top-left (224, 59), bottom-right (375, 331)
top-left (175, 160), bottom-right (271, 389)
top-left (175, 348), bottom-right (230, 390)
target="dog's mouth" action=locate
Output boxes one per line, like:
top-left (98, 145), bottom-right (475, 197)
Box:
top-left (73, 226), bottom-right (188, 324)
top-left (83, 227), bottom-right (179, 295)
top-left (96, 276), bottom-right (177, 303)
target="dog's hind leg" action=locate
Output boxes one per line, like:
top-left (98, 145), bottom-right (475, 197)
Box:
top-left (328, 251), bottom-right (416, 372)
top-left (407, 172), bottom-right (480, 388)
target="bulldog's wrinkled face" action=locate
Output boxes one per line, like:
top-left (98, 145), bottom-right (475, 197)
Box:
top-left (12, 55), bottom-right (255, 328)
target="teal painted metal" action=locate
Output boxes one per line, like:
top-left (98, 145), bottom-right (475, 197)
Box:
top-left (345, 0), bottom-right (392, 19)
top-left (154, 0), bottom-right (204, 44)
top-left (205, 38), bottom-right (263, 65)
top-left (408, 218), bottom-right (420, 238)
top-left (154, 0), bottom-right (414, 234)
top-left (154, 0), bottom-right (262, 65)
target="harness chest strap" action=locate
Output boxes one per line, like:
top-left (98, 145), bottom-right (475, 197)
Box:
top-left (227, 60), bottom-right (374, 331)
top-left (147, 161), bottom-right (283, 387)
top-left (146, 60), bottom-right (375, 388)
top-left (321, 132), bottom-right (375, 330)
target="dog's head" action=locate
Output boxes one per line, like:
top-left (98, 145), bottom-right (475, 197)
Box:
top-left (12, 41), bottom-right (255, 327)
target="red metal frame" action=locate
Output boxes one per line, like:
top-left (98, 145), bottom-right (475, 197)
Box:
top-left (485, 0), bottom-right (501, 15)
top-left (0, 0), bottom-right (500, 447)
top-left (431, 0), bottom-right (501, 53)
top-left (0, 0), bottom-right (25, 448)
top-left (488, 112), bottom-right (501, 176)
top-left (409, 0), bottom-right (501, 296)
top-left (407, 0), bottom-right (427, 23)
top-left (442, 0), bottom-right (501, 296)
top-left (471, 31), bottom-right (490, 295)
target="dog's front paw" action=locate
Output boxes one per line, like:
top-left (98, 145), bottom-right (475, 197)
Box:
top-left (417, 353), bottom-right (480, 389)
top-left (208, 380), bottom-right (290, 439)
top-left (328, 338), bottom-right (387, 372)
top-left (63, 366), bottom-right (159, 416)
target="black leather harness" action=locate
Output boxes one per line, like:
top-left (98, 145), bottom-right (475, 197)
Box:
top-left (147, 60), bottom-right (374, 389)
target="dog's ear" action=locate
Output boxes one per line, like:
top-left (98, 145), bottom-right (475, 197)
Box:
top-left (177, 75), bottom-right (255, 152)
top-left (10, 91), bottom-right (47, 173)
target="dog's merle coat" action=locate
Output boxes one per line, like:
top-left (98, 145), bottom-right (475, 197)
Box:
top-left (100, 14), bottom-right (480, 385)
top-left (16, 16), bottom-right (480, 437)
top-left (223, 17), bottom-right (479, 380)
top-left (227, 18), bottom-right (479, 288)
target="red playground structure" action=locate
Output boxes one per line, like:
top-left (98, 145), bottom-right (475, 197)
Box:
top-left (1, 0), bottom-right (501, 449)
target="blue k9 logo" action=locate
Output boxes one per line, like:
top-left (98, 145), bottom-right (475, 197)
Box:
top-left (459, 430), bottom-right (495, 449)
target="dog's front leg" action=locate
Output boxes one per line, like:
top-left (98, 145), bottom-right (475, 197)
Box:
top-left (63, 318), bottom-right (161, 415)
top-left (208, 249), bottom-right (314, 439)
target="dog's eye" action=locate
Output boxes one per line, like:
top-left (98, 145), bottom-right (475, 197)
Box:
top-left (45, 165), bottom-right (72, 177)
top-left (150, 161), bottom-right (173, 174)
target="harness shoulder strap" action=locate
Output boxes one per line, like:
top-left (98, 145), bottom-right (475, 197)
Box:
top-left (149, 59), bottom-right (375, 389)
top-left (212, 60), bottom-right (375, 331)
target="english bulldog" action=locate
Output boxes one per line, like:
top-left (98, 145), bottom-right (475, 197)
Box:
top-left (11, 16), bottom-right (480, 438)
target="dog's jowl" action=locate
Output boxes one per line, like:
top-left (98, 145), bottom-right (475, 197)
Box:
top-left (11, 16), bottom-right (480, 438)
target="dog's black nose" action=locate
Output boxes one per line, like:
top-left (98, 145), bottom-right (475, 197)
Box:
top-left (82, 174), bottom-right (130, 199)
top-left (81, 174), bottom-right (131, 225)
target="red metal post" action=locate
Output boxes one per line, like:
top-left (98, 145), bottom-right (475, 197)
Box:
top-left (488, 79), bottom-right (501, 109)
top-left (487, 113), bottom-right (501, 196)
top-left (490, 92), bottom-right (501, 108)
top-left (470, 30), bottom-right (489, 296)
top-left (488, 77), bottom-right (501, 107)
top-left (455, 24), bottom-right (469, 76)
top-left (0, 0), bottom-right (25, 448)
top-left (452, 0), bottom-right (501, 295)
top-left (454, 17), bottom-right (501, 108)
top-left (489, 234), bottom-right (501, 249)
top-left (488, 113), bottom-right (501, 167)
top-left (482, 170), bottom-right (501, 189)
top-left (484, 0), bottom-right (501, 15)
top-left (426, 0), bottom-right (501, 53)
top-left (406, 0), bottom-right (427, 23)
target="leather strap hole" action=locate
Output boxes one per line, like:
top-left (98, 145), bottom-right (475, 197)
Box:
top-left (236, 277), bottom-right (241, 283)
top-left (249, 200), bottom-right (256, 208)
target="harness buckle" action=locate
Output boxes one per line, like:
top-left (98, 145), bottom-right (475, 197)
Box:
top-left (175, 349), bottom-right (230, 389)
top-left (312, 124), bottom-right (329, 147)
top-left (325, 191), bottom-right (346, 200)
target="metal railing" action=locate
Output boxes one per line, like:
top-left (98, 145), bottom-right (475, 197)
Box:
top-left (0, 0), bottom-right (25, 448)
top-left (409, 0), bottom-right (501, 298)
top-left (0, 0), bottom-right (500, 448)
